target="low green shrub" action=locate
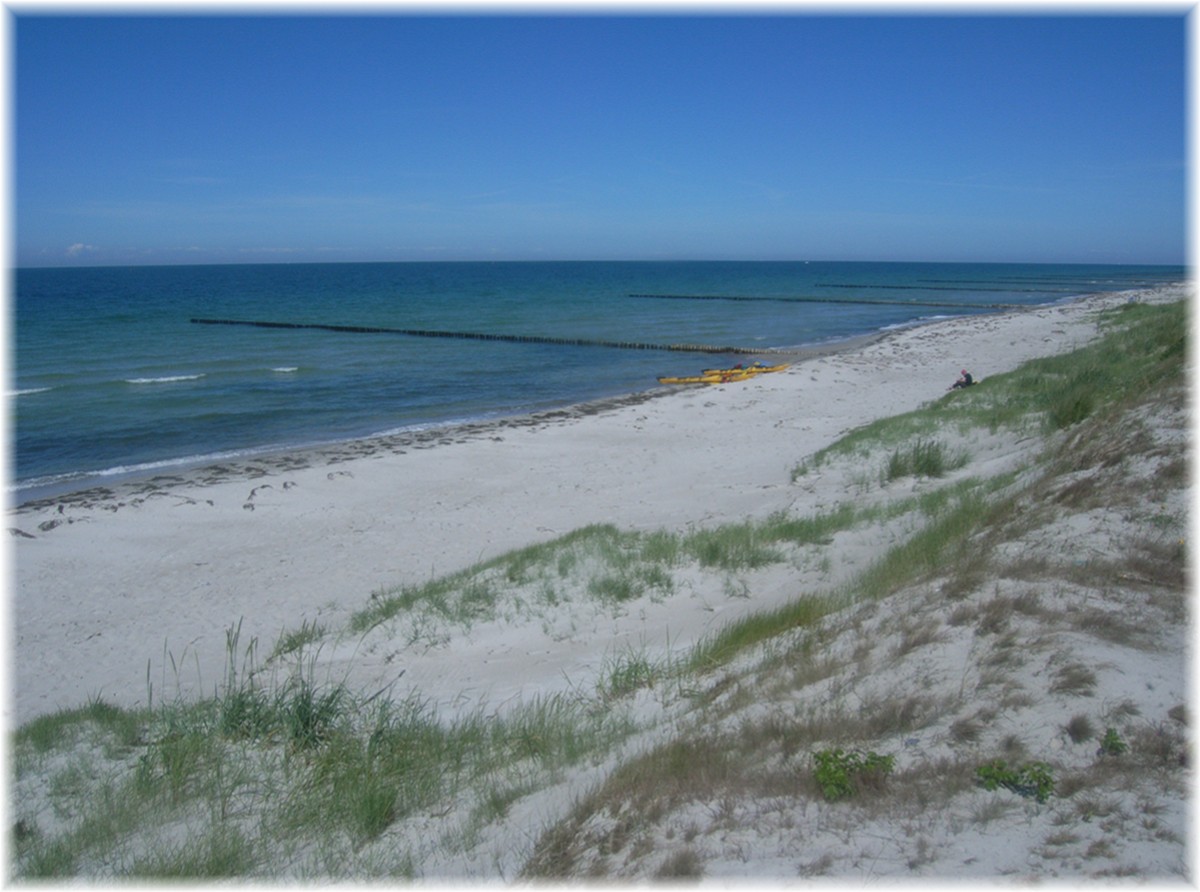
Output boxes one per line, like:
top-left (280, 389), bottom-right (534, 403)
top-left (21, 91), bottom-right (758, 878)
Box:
top-left (812, 748), bottom-right (895, 801)
top-left (975, 758), bottom-right (1055, 803)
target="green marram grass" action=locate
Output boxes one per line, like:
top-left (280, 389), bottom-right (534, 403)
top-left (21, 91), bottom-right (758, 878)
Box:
top-left (14, 658), bottom-right (636, 878)
top-left (883, 438), bottom-right (969, 482)
top-left (794, 298), bottom-right (1186, 479)
top-left (348, 504), bottom-right (869, 639)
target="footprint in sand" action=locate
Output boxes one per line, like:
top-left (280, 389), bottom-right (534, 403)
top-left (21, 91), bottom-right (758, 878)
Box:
top-left (242, 481), bottom-right (299, 510)
top-left (243, 483), bottom-right (274, 511)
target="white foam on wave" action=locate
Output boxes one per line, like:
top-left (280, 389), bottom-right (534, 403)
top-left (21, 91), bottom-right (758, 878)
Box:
top-left (9, 387), bottom-right (51, 397)
top-left (877, 313), bottom-right (955, 333)
top-left (125, 374), bottom-right (206, 385)
top-left (271, 367), bottom-right (299, 373)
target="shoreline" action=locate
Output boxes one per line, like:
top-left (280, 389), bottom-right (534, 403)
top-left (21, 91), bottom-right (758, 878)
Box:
top-left (11, 326), bottom-right (892, 512)
top-left (9, 284), bottom-right (1186, 726)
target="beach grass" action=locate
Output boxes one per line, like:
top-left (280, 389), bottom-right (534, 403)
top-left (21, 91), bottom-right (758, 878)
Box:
top-left (14, 655), bottom-right (637, 878)
top-left (883, 438), bottom-right (969, 481)
top-left (794, 297), bottom-right (1186, 480)
top-left (346, 503), bottom-right (872, 642)
top-left (11, 297), bottom-right (1187, 880)
top-left (519, 297), bottom-right (1189, 877)
top-left (268, 619), bottom-right (326, 662)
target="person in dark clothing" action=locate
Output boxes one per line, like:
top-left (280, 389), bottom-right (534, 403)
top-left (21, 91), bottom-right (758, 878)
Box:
top-left (950, 369), bottom-right (974, 390)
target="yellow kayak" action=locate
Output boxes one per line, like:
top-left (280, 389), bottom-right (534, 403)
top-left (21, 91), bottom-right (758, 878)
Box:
top-left (701, 362), bottom-right (789, 376)
top-left (658, 370), bottom-right (757, 385)
top-left (659, 362), bottom-right (788, 385)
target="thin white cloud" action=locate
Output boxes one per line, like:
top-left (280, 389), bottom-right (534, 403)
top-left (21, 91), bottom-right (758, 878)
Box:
top-left (65, 243), bottom-right (98, 256)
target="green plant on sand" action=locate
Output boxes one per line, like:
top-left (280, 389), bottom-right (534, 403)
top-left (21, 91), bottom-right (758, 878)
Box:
top-left (975, 759), bottom-right (1055, 804)
top-left (812, 748), bottom-right (896, 801)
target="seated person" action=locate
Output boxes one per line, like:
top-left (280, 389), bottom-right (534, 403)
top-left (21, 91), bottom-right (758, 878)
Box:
top-left (950, 369), bottom-right (974, 390)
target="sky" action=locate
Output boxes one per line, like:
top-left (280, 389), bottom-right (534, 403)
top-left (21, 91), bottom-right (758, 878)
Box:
top-left (10, 8), bottom-right (1190, 267)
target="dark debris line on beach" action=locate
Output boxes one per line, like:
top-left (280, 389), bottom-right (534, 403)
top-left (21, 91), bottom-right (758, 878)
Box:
top-left (188, 318), bottom-right (773, 355)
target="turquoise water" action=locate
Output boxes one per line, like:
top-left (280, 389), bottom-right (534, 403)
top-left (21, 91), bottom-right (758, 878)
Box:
top-left (11, 260), bottom-right (1183, 500)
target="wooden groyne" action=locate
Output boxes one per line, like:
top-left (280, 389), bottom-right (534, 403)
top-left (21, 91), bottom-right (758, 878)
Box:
top-left (816, 282), bottom-right (1078, 294)
top-left (628, 293), bottom-right (1023, 310)
top-left (189, 318), bottom-right (772, 355)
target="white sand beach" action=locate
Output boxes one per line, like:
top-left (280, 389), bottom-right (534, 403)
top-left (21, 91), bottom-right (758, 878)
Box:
top-left (8, 287), bottom-right (1178, 725)
top-left (9, 284), bottom-right (1191, 880)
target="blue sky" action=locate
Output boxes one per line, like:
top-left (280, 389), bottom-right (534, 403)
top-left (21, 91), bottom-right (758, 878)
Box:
top-left (13, 11), bottom-right (1188, 267)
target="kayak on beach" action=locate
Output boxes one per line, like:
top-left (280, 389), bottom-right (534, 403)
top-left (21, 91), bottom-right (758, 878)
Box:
top-left (701, 362), bottom-right (789, 376)
top-left (658, 362), bottom-right (789, 385)
top-left (658, 372), bottom-right (751, 385)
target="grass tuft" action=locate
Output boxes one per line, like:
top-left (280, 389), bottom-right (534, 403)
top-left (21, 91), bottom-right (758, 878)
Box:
top-left (686, 594), bottom-right (836, 673)
top-left (1065, 714), bottom-right (1095, 744)
top-left (268, 618), bottom-right (325, 661)
top-left (598, 648), bottom-right (662, 702)
top-left (884, 438), bottom-right (968, 482)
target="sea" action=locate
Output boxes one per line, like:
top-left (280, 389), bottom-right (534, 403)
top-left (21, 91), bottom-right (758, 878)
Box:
top-left (10, 260), bottom-right (1184, 504)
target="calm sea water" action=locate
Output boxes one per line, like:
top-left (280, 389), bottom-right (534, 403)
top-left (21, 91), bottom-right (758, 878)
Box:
top-left (11, 260), bottom-right (1183, 501)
